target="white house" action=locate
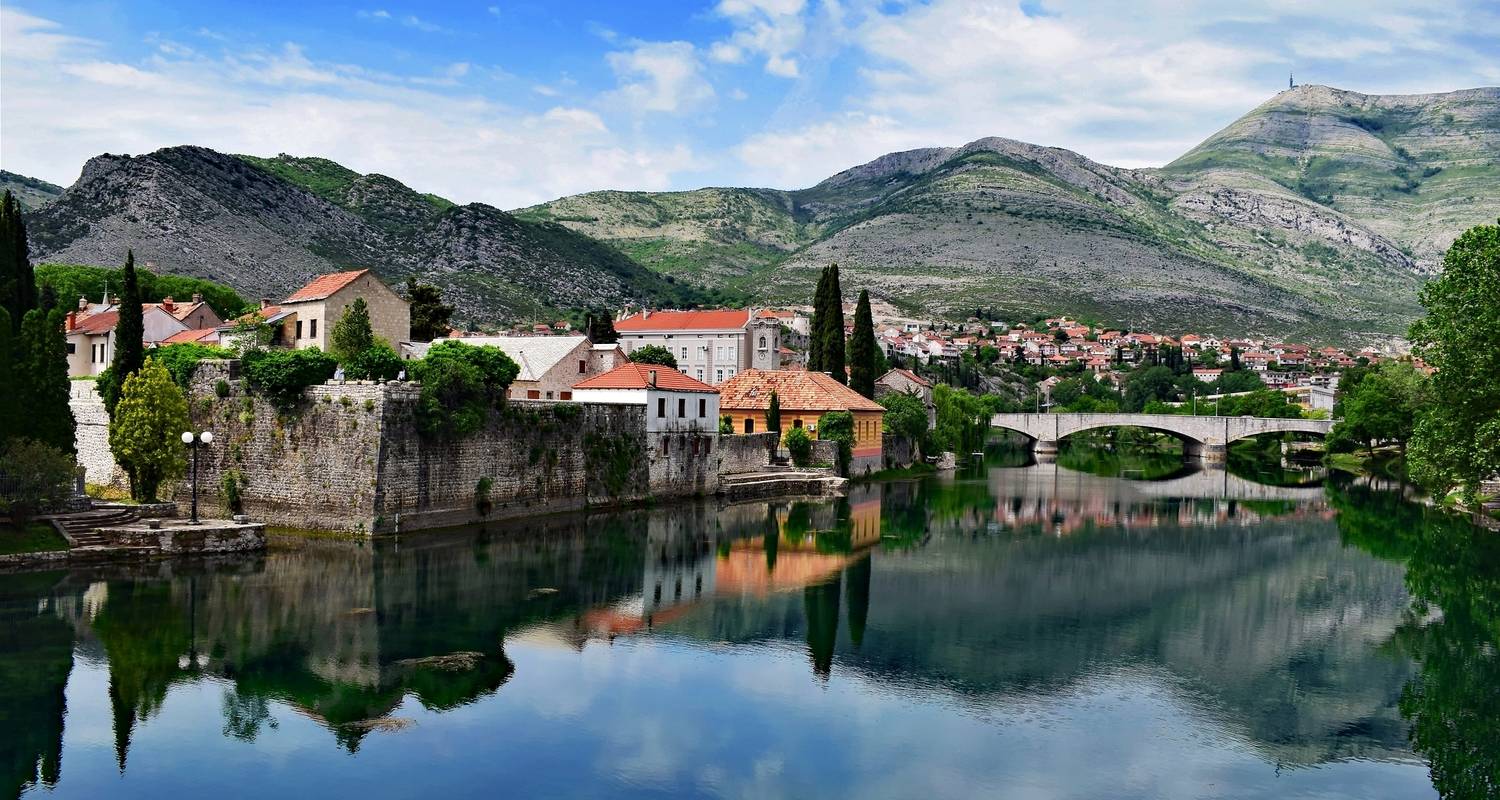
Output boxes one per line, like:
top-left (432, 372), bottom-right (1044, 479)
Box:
top-left (571, 363), bottom-right (720, 434)
top-left (613, 309), bottom-right (781, 385)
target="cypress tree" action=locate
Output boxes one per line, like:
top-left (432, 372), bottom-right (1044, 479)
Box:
top-left (104, 251), bottom-right (145, 416)
top-left (766, 390), bottom-right (782, 437)
top-left (18, 308), bottom-right (76, 455)
top-left (0, 190), bottom-right (36, 333)
top-left (0, 308), bottom-right (14, 447)
top-left (849, 289), bottom-right (877, 398)
top-left (807, 267), bottom-right (829, 373)
top-left (822, 264), bottom-right (846, 384)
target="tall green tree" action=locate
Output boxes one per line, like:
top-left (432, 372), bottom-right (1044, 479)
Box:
top-left (807, 267), bottom-right (830, 373)
top-left (0, 190), bottom-right (35, 333)
top-left (406, 277), bottom-right (454, 342)
top-left (1328, 361), bottom-right (1429, 456)
top-left (848, 289), bottom-right (877, 398)
top-left (1409, 221), bottom-right (1500, 500)
top-left (586, 309), bottom-right (619, 344)
top-left (16, 308), bottom-right (76, 455)
top-left (810, 264), bottom-right (846, 383)
top-left (765, 390), bottom-right (782, 437)
top-left (330, 298), bottom-right (375, 363)
top-left (108, 361), bottom-right (190, 502)
top-left (103, 251), bottom-right (145, 416)
top-left (0, 308), bottom-right (14, 446)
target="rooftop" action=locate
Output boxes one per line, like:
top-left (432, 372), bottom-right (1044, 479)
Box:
top-left (284, 269), bottom-right (369, 303)
top-left (717, 369), bottom-right (883, 413)
top-left (574, 363), bottom-right (718, 393)
top-left (615, 309), bottom-right (751, 332)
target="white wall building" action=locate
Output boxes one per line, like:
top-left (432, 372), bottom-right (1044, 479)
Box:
top-left (613, 309), bottom-right (780, 385)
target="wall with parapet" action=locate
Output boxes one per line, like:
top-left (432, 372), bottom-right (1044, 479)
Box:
top-left (717, 433), bottom-right (778, 474)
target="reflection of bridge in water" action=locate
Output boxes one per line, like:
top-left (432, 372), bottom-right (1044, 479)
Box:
top-left (991, 413), bottom-right (1335, 462)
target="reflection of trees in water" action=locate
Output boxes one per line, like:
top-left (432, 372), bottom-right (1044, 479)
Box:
top-left (1332, 483), bottom-right (1500, 799)
top-left (0, 570), bottom-right (76, 798)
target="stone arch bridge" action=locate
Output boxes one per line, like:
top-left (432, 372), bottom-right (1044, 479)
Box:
top-left (990, 413), bottom-right (1334, 462)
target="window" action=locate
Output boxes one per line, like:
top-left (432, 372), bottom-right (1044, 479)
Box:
top-left (698, 398), bottom-right (706, 418)
top-left (696, 368), bottom-right (704, 380)
top-left (560, 391), bottom-right (572, 401)
top-left (744, 418), bottom-right (754, 433)
top-left (296, 320), bottom-right (303, 339)
top-left (578, 359), bottom-right (586, 374)
top-left (309, 319), bottom-right (317, 339)
top-left (527, 390), bottom-right (540, 399)
top-left (715, 369), bottom-right (723, 383)
top-left (759, 336), bottom-right (767, 349)
top-left (678, 398), bottom-right (686, 417)
top-left (681, 347), bottom-right (688, 359)
top-left (793, 419), bottom-right (802, 429)
top-left (545, 391), bottom-right (554, 400)
top-left (66, 343), bottom-right (76, 355)
top-left (657, 397), bottom-right (667, 418)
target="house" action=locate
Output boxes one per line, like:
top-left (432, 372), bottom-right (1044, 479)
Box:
top-left (572, 363), bottom-right (720, 434)
top-left (415, 334), bottom-right (625, 401)
top-left (716, 369), bottom-right (886, 473)
top-left (63, 293), bottom-right (221, 378)
top-left (614, 309), bottom-right (782, 384)
top-left (278, 269), bottom-right (410, 352)
top-left (874, 368), bottom-right (935, 429)
top-left (1192, 368), bottom-right (1223, 383)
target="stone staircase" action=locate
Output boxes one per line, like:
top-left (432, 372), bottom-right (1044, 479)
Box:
top-left (719, 468), bottom-right (847, 500)
top-left (42, 505), bottom-right (144, 550)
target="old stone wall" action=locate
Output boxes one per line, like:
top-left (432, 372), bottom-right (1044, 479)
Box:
top-left (646, 429), bottom-right (720, 498)
top-left (882, 434), bottom-right (918, 470)
top-left (69, 381), bottom-right (128, 491)
top-left (717, 433), bottom-right (778, 474)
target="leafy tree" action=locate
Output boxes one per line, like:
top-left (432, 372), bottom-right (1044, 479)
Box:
top-left (406, 277), bottom-right (454, 342)
top-left (35, 263), bottom-right (249, 320)
top-left (16, 308), bottom-right (78, 454)
top-left (719, 415), bottom-right (733, 435)
top-left (766, 390), bottom-right (782, 437)
top-left (109, 361), bottom-right (190, 502)
top-left (817, 410), bottom-right (855, 474)
top-left (880, 391), bottom-right (928, 445)
top-left (147, 343), bottom-right (230, 388)
top-left (344, 342), bottom-right (403, 382)
top-left (408, 341), bottom-right (520, 439)
top-left (628, 344), bottom-right (677, 369)
top-left (931, 384), bottom-right (995, 455)
top-left (1214, 369), bottom-right (1264, 395)
top-left (1409, 221), bottom-right (1500, 500)
top-left (1330, 362), bottom-right (1429, 455)
top-left (783, 426), bottom-right (813, 467)
top-left (241, 348), bottom-right (339, 409)
top-left (1123, 365), bottom-right (1178, 411)
top-left (586, 309), bottom-right (619, 345)
top-left (848, 289), bottom-right (877, 398)
top-left (104, 251), bottom-right (145, 416)
top-left (330, 298), bottom-right (375, 364)
top-left (0, 191), bottom-right (36, 333)
top-left (0, 438), bottom-right (76, 521)
top-left (226, 311), bottom-right (274, 354)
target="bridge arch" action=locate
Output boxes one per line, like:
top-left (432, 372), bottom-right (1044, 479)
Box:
top-left (989, 413), bottom-right (1335, 463)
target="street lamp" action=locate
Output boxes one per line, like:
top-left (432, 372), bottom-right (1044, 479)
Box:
top-left (181, 430), bottom-right (214, 524)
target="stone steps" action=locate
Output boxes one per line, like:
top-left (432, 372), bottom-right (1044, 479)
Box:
top-left (40, 506), bottom-right (144, 548)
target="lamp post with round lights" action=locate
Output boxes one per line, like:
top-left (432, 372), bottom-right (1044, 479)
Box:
top-left (181, 430), bottom-right (214, 524)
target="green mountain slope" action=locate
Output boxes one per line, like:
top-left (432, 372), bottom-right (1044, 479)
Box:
top-left (26, 148), bottom-right (714, 324)
top-left (0, 170), bottom-right (65, 210)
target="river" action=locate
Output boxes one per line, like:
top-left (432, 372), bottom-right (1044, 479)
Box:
top-left (3, 446), bottom-right (1497, 799)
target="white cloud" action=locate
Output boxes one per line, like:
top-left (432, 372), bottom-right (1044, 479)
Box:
top-left (605, 41), bottom-right (715, 114)
top-left (712, 0), bottom-right (807, 78)
top-left (0, 10), bottom-right (699, 208)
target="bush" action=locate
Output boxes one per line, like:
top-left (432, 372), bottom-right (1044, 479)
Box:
top-left (880, 391), bottom-right (928, 443)
top-left (0, 439), bottom-right (77, 521)
top-left (108, 361), bottom-right (190, 503)
top-left (343, 342), bottom-right (403, 382)
top-left (215, 379), bottom-right (231, 398)
top-left (220, 470), bottom-right (244, 514)
top-left (148, 342), bottom-right (231, 388)
top-left (408, 341), bottom-right (520, 439)
top-left (719, 415), bottom-right (733, 434)
top-left (475, 476), bottom-right (493, 515)
top-left (817, 411), bottom-right (855, 475)
top-left (628, 344), bottom-right (678, 369)
top-left (783, 427), bottom-right (813, 467)
top-left (242, 347), bottom-right (338, 409)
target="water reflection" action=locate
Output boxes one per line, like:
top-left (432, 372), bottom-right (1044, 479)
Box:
top-left (2, 463), bottom-right (1496, 798)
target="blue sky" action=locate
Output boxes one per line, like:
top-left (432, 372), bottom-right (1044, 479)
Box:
top-left (3, 1), bottom-right (1497, 208)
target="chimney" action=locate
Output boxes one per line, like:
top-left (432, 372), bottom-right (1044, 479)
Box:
top-left (647, 369), bottom-right (658, 387)
top-left (191, 292), bottom-right (203, 304)
top-left (260, 298), bottom-right (272, 309)
top-left (65, 311), bottom-right (77, 331)
top-left (642, 309), bottom-right (651, 320)
top-left (78, 295), bottom-right (88, 311)
top-left (162, 296), bottom-right (175, 311)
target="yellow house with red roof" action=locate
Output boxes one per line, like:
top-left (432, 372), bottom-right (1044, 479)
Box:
top-left (278, 269), bottom-right (410, 352)
top-left (717, 369), bottom-right (885, 471)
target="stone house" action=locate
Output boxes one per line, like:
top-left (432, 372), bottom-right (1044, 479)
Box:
top-left (63, 293), bottom-right (222, 378)
top-left (614, 309), bottom-right (781, 384)
top-left (874, 368), bottom-right (936, 429)
top-left (716, 369), bottom-right (885, 473)
top-left (279, 269), bottom-right (410, 352)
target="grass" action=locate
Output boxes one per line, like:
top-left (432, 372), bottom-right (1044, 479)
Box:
top-left (0, 522), bottom-right (70, 555)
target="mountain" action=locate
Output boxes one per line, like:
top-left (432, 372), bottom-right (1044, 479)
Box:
top-left (0, 170), bottom-right (64, 210)
top-left (23, 147), bottom-right (713, 323)
top-left (519, 85), bottom-right (1500, 341)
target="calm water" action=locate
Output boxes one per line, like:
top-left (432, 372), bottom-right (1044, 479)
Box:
top-left (4, 449), bottom-right (1499, 799)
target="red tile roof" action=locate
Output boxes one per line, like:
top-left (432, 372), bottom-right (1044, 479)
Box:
top-left (145, 299), bottom-right (211, 322)
top-left (284, 270), bottom-right (369, 303)
top-left (614, 309), bottom-right (751, 332)
top-left (70, 311), bottom-right (119, 335)
top-left (880, 367), bottom-right (931, 388)
top-left (717, 369), bottom-right (883, 413)
top-left (162, 328), bottom-right (219, 345)
top-left (573, 363), bottom-right (718, 393)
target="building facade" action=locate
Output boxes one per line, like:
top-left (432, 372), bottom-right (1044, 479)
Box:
top-left (614, 309), bottom-right (781, 385)
top-left (279, 270), bottom-right (410, 352)
top-left (716, 369), bottom-right (885, 474)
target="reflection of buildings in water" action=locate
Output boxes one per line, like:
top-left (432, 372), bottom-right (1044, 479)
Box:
top-left (986, 463), bottom-right (1332, 535)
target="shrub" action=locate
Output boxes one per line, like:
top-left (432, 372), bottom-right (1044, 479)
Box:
top-left (817, 411), bottom-right (855, 474)
top-left (719, 415), bottom-right (733, 434)
top-left (220, 469), bottom-right (244, 514)
top-left (0, 439), bottom-right (77, 521)
top-left (783, 426), bottom-right (813, 467)
top-left (148, 343), bottom-right (231, 388)
top-left (108, 361), bottom-right (190, 503)
top-left (475, 476), bottom-right (493, 515)
top-left (880, 391), bottom-right (928, 444)
top-left (343, 342), bottom-right (403, 382)
top-left (628, 344), bottom-right (678, 369)
top-left (242, 347), bottom-right (338, 409)
top-left (215, 379), bottom-right (231, 398)
top-left (408, 341), bottom-right (520, 439)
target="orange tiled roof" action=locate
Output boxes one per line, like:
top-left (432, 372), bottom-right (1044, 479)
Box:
top-left (717, 369), bottom-right (883, 413)
top-left (70, 310), bottom-right (119, 335)
top-left (615, 309), bottom-right (751, 332)
top-left (880, 367), bottom-right (931, 388)
top-left (162, 328), bottom-right (218, 345)
top-left (145, 299), bottom-right (210, 322)
top-left (573, 363), bottom-right (718, 393)
top-left (284, 270), bottom-right (368, 303)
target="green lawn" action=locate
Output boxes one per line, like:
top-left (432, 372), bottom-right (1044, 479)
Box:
top-left (0, 522), bottom-right (70, 555)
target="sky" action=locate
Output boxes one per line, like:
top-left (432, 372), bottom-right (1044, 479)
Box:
top-left (2, 1), bottom-right (1497, 209)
